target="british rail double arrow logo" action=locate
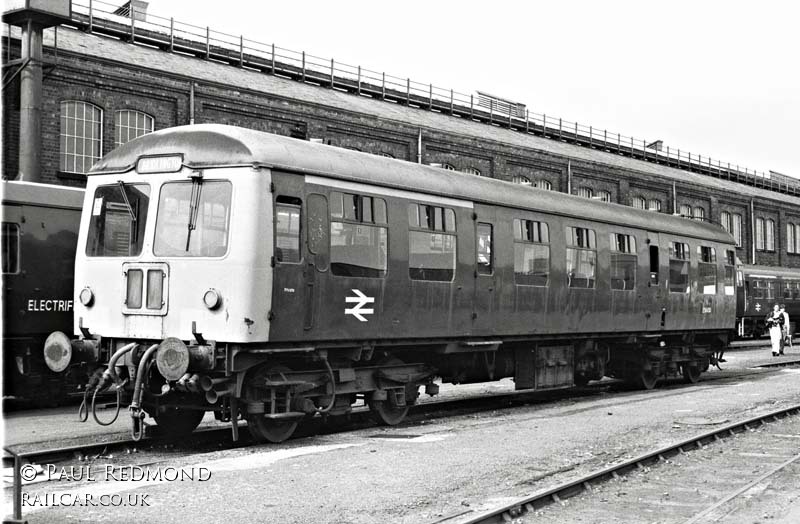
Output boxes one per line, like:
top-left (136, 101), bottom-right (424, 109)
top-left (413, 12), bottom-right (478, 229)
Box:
top-left (345, 289), bottom-right (374, 322)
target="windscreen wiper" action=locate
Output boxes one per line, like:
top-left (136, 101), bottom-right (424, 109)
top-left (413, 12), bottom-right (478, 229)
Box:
top-left (117, 180), bottom-right (138, 245)
top-left (185, 172), bottom-right (204, 251)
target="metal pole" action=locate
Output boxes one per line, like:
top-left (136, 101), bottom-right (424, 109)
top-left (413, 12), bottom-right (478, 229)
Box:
top-left (429, 83), bottom-right (433, 109)
top-left (205, 27), bottom-right (210, 59)
top-left (357, 66), bottom-right (361, 94)
top-left (18, 19), bottom-right (43, 182)
top-left (750, 199), bottom-right (756, 264)
top-left (406, 78), bottom-right (410, 105)
top-left (381, 72), bottom-right (385, 99)
top-left (189, 82), bottom-right (195, 125)
top-left (417, 128), bottom-right (422, 164)
top-left (525, 109), bottom-right (529, 133)
top-left (271, 43), bottom-right (275, 74)
top-left (330, 58), bottom-right (334, 88)
top-left (470, 94), bottom-right (474, 118)
top-left (239, 35), bottom-right (243, 67)
top-left (88, 0), bottom-right (93, 33)
top-left (301, 51), bottom-right (306, 82)
top-left (13, 453), bottom-right (22, 520)
top-left (450, 89), bottom-right (453, 114)
top-left (489, 99), bottom-right (494, 124)
top-left (130, 3), bottom-right (135, 43)
top-left (169, 18), bottom-right (174, 52)
top-left (589, 126), bottom-right (593, 147)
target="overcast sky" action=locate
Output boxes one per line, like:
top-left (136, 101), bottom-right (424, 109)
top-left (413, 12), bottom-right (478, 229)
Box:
top-left (141, 0), bottom-right (799, 178)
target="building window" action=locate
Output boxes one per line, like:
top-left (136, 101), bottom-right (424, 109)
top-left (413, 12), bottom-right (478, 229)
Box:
top-left (647, 199), bottom-right (662, 212)
top-left (721, 211), bottom-right (731, 233)
top-left (513, 219), bottom-right (550, 286)
top-left (609, 233), bottom-right (636, 291)
top-left (441, 163), bottom-right (456, 171)
top-left (577, 187), bottom-right (593, 199)
top-left (408, 203), bottom-right (457, 282)
top-left (114, 110), bottom-right (154, 147)
top-left (732, 214), bottom-right (743, 247)
top-left (462, 167), bottom-right (482, 176)
top-left (379, 152), bottom-right (394, 158)
top-left (679, 204), bottom-right (692, 217)
top-left (669, 242), bottom-right (690, 293)
top-left (60, 101), bottom-right (103, 174)
top-left (693, 207), bottom-right (705, 221)
top-left (596, 190), bottom-right (612, 202)
top-left (755, 218), bottom-right (765, 251)
top-left (512, 175), bottom-right (532, 186)
top-left (535, 180), bottom-right (552, 191)
top-left (2, 223), bottom-right (20, 274)
top-left (566, 226), bottom-right (596, 288)
top-left (788, 223), bottom-right (800, 254)
top-left (766, 219), bottom-right (775, 251)
top-left (632, 196), bottom-right (646, 209)
top-left (329, 192), bottom-right (388, 278)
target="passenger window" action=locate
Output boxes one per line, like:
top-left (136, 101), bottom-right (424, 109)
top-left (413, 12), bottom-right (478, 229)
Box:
top-left (513, 218), bottom-right (549, 286)
top-left (275, 197), bottom-right (302, 263)
top-left (697, 246), bottom-right (717, 295)
top-left (566, 226), bottom-right (596, 288)
top-left (2, 222), bottom-right (20, 274)
top-left (610, 233), bottom-right (636, 291)
top-left (476, 223), bottom-right (493, 275)
top-left (408, 202), bottom-right (457, 282)
top-left (330, 191), bottom-right (388, 278)
top-left (669, 242), bottom-right (690, 293)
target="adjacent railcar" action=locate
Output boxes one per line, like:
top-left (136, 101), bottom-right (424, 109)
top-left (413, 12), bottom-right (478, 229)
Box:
top-left (2, 181), bottom-right (84, 405)
top-left (45, 124), bottom-right (737, 442)
top-left (736, 265), bottom-right (799, 338)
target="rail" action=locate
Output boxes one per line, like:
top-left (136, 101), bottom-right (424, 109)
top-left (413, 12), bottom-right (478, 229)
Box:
top-left (5, 0), bottom-right (799, 197)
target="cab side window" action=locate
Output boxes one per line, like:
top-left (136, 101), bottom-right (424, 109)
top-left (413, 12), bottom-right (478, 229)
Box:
top-left (275, 196), bottom-right (302, 263)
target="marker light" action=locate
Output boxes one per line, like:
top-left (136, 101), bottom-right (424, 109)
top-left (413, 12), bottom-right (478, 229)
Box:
top-left (79, 287), bottom-right (94, 307)
top-left (203, 289), bottom-right (221, 310)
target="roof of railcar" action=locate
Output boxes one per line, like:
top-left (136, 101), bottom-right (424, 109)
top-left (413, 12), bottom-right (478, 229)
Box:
top-left (1, 180), bottom-right (84, 209)
top-left (92, 124), bottom-right (735, 243)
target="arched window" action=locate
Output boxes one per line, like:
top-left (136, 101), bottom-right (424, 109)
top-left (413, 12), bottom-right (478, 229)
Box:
top-left (766, 219), bottom-right (775, 251)
top-left (462, 167), bottom-right (482, 176)
top-left (693, 207), bottom-right (705, 221)
top-left (647, 199), bottom-right (662, 212)
top-left (60, 101), bottom-right (103, 174)
top-left (721, 211), bottom-right (731, 232)
top-left (632, 196), bottom-right (646, 209)
top-left (441, 163), bottom-right (456, 171)
top-left (732, 214), bottom-right (743, 247)
top-left (577, 187), bottom-right (593, 199)
top-left (535, 180), bottom-right (552, 191)
top-left (379, 152), bottom-right (394, 158)
top-left (114, 109), bottom-right (154, 147)
top-left (679, 204), bottom-right (692, 217)
top-left (789, 223), bottom-right (797, 254)
top-left (596, 191), bottom-right (612, 202)
top-left (512, 175), bottom-right (532, 186)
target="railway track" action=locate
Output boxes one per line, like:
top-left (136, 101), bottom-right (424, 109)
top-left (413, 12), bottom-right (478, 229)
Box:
top-left (449, 403), bottom-right (800, 524)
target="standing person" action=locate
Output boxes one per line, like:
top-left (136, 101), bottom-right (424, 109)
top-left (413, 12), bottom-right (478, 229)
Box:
top-left (765, 304), bottom-right (785, 357)
top-left (779, 304), bottom-right (791, 354)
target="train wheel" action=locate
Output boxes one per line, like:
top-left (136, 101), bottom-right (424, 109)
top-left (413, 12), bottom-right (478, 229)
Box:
top-left (154, 407), bottom-right (205, 436)
top-left (637, 368), bottom-right (658, 390)
top-left (245, 365), bottom-right (299, 444)
top-left (681, 364), bottom-right (701, 384)
top-left (368, 358), bottom-right (417, 426)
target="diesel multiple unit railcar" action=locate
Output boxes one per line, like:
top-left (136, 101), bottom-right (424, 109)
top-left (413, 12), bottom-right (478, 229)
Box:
top-left (44, 124), bottom-right (737, 442)
top-left (736, 265), bottom-right (799, 338)
top-left (2, 180), bottom-right (84, 405)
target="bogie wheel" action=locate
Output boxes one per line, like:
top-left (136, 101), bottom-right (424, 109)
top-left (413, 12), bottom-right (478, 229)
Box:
top-left (682, 364), bottom-right (701, 384)
top-left (154, 407), bottom-right (205, 436)
top-left (637, 368), bottom-right (659, 390)
top-left (245, 365), bottom-right (299, 444)
top-left (368, 357), bottom-right (418, 426)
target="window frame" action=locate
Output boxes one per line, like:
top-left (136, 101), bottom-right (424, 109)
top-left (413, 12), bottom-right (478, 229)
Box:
top-left (59, 100), bottom-right (104, 174)
top-left (609, 233), bottom-right (637, 291)
top-left (1, 222), bottom-right (21, 275)
top-left (114, 109), bottom-right (155, 148)
top-left (274, 199), bottom-right (302, 264)
top-left (566, 226), bottom-right (597, 289)
top-left (329, 191), bottom-right (389, 279)
top-left (513, 218), bottom-right (550, 287)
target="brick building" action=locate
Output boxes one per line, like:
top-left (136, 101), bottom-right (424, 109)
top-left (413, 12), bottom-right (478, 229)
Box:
top-left (3, 19), bottom-right (800, 269)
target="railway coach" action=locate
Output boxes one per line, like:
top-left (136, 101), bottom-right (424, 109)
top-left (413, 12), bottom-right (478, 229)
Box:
top-left (736, 265), bottom-right (799, 339)
top-left (2, 180), bottom-right (84, 405)
top-left (44, 124), bottom-right (737, 442)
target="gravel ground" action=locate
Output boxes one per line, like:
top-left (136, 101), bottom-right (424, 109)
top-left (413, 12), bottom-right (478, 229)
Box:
top-left (3, 346), bottom-right (798, 524)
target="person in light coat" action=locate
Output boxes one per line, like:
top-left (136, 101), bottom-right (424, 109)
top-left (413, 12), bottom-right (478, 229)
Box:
top-left (765, 304), bottom-right (785, 357)
top-left (779, 304), bottom-right (791, 354)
